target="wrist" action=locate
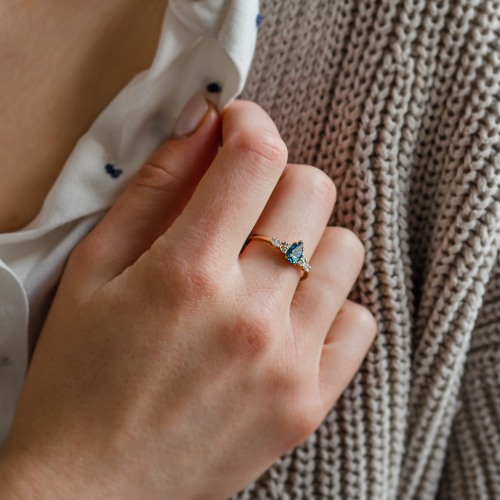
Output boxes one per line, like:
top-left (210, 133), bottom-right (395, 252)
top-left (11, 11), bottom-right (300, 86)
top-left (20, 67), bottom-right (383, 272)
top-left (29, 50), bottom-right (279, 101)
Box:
top-left (0, 437), bottom-right (43, 500)
top-left (0, 431), bottom-right (168, 500)
top-left (0, 435), bottom-right (80, 500)
top-left (0, 435), bottom-right (113, 500)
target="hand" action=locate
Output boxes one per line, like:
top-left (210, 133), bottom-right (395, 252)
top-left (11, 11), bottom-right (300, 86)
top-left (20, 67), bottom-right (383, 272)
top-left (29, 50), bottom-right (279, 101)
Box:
top-left (0, 97), bottom-right (377, 500)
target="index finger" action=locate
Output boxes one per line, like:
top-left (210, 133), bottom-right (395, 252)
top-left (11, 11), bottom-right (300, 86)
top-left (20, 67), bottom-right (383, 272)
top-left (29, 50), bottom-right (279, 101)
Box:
top-left (170, 100), bottom-right (288, 259)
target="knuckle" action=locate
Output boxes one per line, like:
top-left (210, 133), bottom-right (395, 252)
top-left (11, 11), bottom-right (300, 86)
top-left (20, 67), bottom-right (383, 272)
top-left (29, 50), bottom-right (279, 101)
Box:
top-left (298, 166), bottom-right (337, 207)
top-left (173, 258), bottom-right (221, 301)
top-left (223, 305), bottom-right (276, 359)
top-left (182, 264), bottom-right (218, 298)
top-left (149, 238), bottom-right (224, 302)
top-left (335, 227), bottom-right (366, 263)
top-left (230, 130), bottom-right (288, 169)
top-left (133, 158), bottom-right (181, 193)
top-left (275, 396), bottom-right (321, 446)
top-left (342, 301), bottom-right (378, 341)
top-left (262, 363), bottom-right (320, 444)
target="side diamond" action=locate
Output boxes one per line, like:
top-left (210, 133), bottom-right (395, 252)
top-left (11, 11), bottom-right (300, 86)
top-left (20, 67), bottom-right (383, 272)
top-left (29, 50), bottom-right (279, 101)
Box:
top-left (280, 242), bottom-right (290, 254)
top-left (271, 238), bottom-right (281, 247)
top-left (302, 262), bottom-right (311, 272)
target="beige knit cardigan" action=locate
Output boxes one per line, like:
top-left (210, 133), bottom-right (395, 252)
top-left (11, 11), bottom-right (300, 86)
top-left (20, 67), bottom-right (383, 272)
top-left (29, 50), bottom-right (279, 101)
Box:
top-left (233, 0), bottom-right (500, 498)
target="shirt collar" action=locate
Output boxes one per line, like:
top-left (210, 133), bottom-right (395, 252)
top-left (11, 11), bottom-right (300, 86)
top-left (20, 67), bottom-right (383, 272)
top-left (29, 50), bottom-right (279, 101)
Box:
top-left (0, 0), bottom-right (259, 245)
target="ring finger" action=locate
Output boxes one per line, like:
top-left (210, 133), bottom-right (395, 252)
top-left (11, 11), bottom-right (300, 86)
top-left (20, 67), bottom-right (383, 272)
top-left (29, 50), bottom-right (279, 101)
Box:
top-left (239, 164), bottom-right (336, 302)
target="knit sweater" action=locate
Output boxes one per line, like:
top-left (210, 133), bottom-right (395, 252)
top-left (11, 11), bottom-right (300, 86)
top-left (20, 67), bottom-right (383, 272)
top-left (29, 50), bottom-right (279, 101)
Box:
top-left (234, 0), bottom-right (500, 498)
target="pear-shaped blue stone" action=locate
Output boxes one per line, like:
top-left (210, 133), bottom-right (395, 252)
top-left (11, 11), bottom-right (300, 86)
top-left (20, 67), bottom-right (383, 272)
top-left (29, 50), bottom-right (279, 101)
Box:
top-left (286, 241), bottom-right (304, 264)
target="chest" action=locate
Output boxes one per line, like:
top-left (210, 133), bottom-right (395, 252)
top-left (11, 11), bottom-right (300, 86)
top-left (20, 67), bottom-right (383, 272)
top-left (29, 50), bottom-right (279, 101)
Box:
top-left (0, 0), bottom-right (167, 233)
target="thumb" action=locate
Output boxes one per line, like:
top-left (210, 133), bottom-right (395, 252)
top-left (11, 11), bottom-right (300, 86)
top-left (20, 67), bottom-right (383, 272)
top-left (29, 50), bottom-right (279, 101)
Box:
top-left (73, 93), bottom-right (221, 290)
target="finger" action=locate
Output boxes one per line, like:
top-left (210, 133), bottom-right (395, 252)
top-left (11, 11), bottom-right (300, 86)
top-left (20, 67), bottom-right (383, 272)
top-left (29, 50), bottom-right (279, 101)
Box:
top-left (318, 299), bottom-right (377, 406)
top-left (239, 165), bottom-right (336, 301)
top-left (168, 100), bottom-right (288, 262)
top-left (71, 94), bottom-right (221, 290)
top-left (290, 226), bottom-right (366, 352)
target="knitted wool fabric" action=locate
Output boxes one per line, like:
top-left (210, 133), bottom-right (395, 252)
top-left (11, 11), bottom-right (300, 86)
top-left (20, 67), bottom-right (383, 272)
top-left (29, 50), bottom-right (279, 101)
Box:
top-left (234, 0), bottom-right (500, 498)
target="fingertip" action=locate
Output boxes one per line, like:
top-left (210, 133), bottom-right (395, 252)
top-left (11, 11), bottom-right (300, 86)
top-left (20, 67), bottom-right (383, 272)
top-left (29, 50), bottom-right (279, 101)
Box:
top-left (182, 99), bottom-right (221, 143)
top-left (171, 94), bottom-right (221, 142)
top-left (149, 102), bottom-right (221, 168)
top-left (205, 100), bottom-right (221, 128)
top-left (326, 300), bottom-right (377, 346)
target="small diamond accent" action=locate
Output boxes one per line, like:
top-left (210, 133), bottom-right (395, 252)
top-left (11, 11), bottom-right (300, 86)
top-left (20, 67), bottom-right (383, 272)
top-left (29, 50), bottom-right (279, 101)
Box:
top-left (280, 242), bottom-right (290, 254)
top-left (271, 238), bottom-right (281, 247)
top-left (302, 262), bottom-right (311, 272)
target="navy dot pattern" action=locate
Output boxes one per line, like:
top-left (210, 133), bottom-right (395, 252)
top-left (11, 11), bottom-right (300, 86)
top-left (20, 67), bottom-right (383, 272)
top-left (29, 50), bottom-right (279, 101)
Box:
top-left (207, 82), bottom-right (222, 93)
top-left (102, 14), bottom-right (261, 181)
top-left (105, 163), bottom-right (123, 179)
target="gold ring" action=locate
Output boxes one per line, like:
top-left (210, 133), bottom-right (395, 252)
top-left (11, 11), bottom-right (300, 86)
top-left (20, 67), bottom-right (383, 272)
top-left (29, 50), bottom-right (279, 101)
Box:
top-left (244, 233), bottom-right (311, 280)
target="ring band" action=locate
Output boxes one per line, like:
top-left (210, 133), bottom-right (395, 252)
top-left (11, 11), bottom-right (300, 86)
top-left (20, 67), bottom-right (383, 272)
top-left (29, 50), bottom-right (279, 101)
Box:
top-left (244, 233), bottom-right (311, 280)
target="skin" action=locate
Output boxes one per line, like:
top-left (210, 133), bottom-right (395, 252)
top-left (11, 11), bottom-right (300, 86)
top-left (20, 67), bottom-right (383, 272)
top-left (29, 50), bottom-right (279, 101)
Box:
top-left (0, 0), bottom-right (168, 233)
top-left (0, 99), bottom-right (377, 500)
top-left (0, 2), bottom-right (378, 498)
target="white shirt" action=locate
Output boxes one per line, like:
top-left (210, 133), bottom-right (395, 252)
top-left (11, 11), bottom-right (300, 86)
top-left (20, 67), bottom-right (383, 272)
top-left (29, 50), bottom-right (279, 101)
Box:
top-left (0, 0), bottom-right (259, 444)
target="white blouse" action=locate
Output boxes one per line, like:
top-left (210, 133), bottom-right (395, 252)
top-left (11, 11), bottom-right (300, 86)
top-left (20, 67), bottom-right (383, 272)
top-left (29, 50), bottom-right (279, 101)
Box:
top-left (0, 0), bottom-right (259, 444)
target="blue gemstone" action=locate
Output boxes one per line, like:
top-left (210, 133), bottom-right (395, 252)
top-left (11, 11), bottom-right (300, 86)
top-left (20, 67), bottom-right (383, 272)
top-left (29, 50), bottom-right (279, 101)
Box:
top-left (286, 241), bottom-right (303, 264)
top-left (256, 14), bottom-right (263, 27)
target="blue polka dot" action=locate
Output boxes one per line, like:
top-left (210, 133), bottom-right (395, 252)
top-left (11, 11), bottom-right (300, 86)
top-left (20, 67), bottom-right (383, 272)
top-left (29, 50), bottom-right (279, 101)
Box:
top-left (256, 14), bottom-right (262, 27)
top-left (207, 82), bottom-right (222, 93)
top-left (105, 163), bottom-right (123, 179)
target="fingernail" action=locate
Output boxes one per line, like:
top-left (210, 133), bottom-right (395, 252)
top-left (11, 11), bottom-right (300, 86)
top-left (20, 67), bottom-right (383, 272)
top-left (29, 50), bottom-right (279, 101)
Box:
top-left (173, 93), bottom-right (209, 140)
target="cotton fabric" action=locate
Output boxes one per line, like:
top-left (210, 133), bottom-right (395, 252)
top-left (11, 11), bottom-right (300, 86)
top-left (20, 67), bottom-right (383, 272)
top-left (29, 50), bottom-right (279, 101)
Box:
top-left (0, 0), bottom-right (259, 444)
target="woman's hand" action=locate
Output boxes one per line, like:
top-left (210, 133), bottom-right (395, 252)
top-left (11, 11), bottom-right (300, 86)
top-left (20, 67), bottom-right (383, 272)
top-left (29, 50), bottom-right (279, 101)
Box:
top-left (0, 97), bottom-right (377, 500)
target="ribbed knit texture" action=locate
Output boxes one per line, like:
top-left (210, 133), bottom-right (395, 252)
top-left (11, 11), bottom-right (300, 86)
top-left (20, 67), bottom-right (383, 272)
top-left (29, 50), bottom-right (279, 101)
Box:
top-left (233, 0), bottom-right (500, 498)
